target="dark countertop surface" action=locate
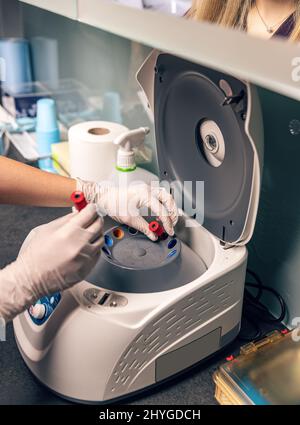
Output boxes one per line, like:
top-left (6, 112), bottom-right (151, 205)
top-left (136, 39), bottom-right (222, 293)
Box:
top-left (0, 151), bottom-right (278, 406)
top-left (0, 203), bottom-right (238, 405)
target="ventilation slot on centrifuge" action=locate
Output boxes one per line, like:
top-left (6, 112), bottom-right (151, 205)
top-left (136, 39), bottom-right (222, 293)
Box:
top-left (104, 279), bottom-right (236, 398)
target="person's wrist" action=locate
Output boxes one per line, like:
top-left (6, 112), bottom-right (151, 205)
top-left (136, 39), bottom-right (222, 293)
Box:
top-left (13, 256), bottom-right (42, 301)
top-left (75, 178), bottom-right (99, 203)
top-left (0, 260), bottom-right (36, 322)
top-left (0, 275), bottom-right (9, 322)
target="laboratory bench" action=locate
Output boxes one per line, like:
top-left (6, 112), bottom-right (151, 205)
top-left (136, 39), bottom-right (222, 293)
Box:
top-left (0, 187), bottom-right (222, 405)
top-left (0, 275), bottom-right (279, 405)
top-left (0, 0), bottom-right (293, 406)
top-left (0, 319), bottom-right (224, 405)
top-left (0, 149), bottom-right (281, 406)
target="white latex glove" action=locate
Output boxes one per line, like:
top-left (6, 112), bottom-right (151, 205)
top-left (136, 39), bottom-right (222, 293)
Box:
top-left (77, 178), bottom-right (178, 241)
top-left (0, 205), bottom-right (103, 322)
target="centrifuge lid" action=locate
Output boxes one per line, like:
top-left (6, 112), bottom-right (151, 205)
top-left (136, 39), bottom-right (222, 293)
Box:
top-left (152, 53), bottom-right (264, 246)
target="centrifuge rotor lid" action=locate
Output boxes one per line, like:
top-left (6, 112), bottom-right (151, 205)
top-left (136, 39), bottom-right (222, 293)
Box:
top-left (153, 53), bottom-right (264, 246)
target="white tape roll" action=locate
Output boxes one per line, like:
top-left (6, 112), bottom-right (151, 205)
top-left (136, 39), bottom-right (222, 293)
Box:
top-left (69, 121), bottom-right (128, 182)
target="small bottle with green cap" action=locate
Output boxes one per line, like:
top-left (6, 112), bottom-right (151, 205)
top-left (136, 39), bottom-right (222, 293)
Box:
top-left (109, 127), bottom-right (158, 187)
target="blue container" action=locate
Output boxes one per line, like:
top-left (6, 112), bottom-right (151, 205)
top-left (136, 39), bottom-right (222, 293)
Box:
top-left (31, 37), bottom-right (59, 90)
top-left (2, 81), bottom-right (51, 118)
top-left (102, 91), bottom-right (122, 124)
top-left (0, 38), bottom-right (32, 94)
top-left (36, 98), bottom-right (60, 171)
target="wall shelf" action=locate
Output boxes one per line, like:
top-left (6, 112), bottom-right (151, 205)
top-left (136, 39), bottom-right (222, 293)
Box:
top-left (19, 0), bottom-right (77, 19)
top-left (19, 0), bottom-right (300, 102)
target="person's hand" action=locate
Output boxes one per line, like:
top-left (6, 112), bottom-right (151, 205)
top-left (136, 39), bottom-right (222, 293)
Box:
top-left (0, 205), bottom-right (103, 322)
top-left (77, 179), bottom-right (178, 241)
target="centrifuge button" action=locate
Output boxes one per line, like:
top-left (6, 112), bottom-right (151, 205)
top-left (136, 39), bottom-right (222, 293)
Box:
top-left (29, 304), bottom-right (46, 320)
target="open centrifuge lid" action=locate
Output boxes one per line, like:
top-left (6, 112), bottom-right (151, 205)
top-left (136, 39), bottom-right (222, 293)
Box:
top-left (137, 52), bottom-right (264, 246)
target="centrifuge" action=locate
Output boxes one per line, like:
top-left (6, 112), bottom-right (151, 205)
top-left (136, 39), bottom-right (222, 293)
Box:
top-left (13, 52), bottom-right (264, 403)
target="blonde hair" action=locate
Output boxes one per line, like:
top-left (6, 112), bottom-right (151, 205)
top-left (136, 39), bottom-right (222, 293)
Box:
top-left (189, 0), bottom-right (300, 41)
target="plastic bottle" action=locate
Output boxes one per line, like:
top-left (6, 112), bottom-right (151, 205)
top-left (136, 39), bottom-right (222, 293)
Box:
top-left (108, 127), bottom-right (158, 188)
top-left (36, 98), bottom-right (60, 172)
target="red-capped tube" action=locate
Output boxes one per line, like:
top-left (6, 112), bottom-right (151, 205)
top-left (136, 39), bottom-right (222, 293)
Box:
top-left (71, 191), bottom-right (87, 211)
top-left (149, 220), bottom-right (164, 237)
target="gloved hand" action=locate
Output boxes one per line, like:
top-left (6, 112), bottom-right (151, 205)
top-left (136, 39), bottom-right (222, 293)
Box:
top-left (76, 178), bottom-right (178, 241)
top-left (0, 205), bottom-right (103, 322)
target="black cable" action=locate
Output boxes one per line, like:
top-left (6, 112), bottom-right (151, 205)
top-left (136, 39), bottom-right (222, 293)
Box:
top-left (238, 268), bottom-right (287, 342)
top-left (238, 315), bottom-right (263, 342)
top-left (245, 282), bottom-right (287, 323)
top-left (245, 269), bottom-right (264, 301)
top-left (245, 268), bottom-right (287, 323)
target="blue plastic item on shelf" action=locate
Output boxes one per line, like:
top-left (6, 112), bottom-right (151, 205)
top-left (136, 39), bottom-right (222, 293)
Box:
top-left (36, 98), bottom-right (60, 172)
top-left (102, 91), bottom-right (122, 124)
top-left (0, 38), bottom-right (32, 94)
top-left (1, 81), bottom-right (51, 118)
top-left (31, 36), bottom-right (59, 90)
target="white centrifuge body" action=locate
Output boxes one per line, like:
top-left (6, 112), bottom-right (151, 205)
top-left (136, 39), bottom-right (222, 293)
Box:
top-left (13, 52), bottom-right (264, 403)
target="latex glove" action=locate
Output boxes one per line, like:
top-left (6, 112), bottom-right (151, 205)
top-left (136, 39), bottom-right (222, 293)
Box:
top-left (0, 205), bottom-right (103, 322)
top-left (77, 178), bottom-right (178, 241)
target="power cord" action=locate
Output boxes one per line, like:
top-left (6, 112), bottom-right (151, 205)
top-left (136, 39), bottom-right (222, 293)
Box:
top-left (239, 268), bottom-right (287, 342)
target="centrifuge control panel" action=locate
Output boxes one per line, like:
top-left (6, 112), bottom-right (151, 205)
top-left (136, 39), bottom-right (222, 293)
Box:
top-left (28, 292), bottom-right (61, 325)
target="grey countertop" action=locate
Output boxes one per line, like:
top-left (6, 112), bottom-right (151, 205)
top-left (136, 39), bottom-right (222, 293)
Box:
top-left (0, 202), bottom-right (235, 405)
top-left (0, 151), bottom-right (272, 405)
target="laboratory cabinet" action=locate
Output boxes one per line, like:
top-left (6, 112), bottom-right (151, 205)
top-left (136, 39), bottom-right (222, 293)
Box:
top-left (16, 0), bottom-right (300, 101)
top-left (9, 0), bottom-right (300, 334)
top-left (19, 0), bottom-right (77, 19)
top-left (0, 0), bottom-right (299, 406)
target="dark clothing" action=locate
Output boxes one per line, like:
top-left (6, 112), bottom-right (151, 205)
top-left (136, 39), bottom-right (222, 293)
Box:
top-left (273, 13), bottom-right (295, 38)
